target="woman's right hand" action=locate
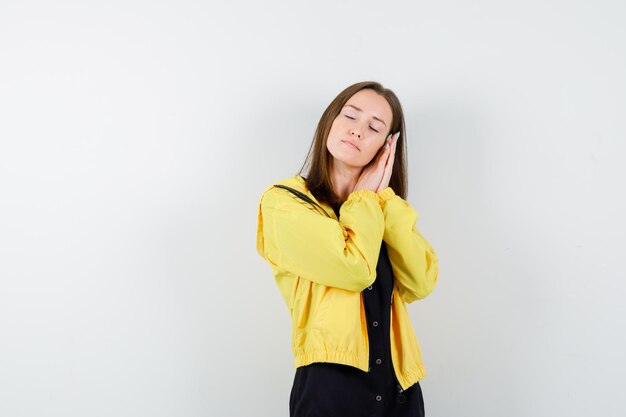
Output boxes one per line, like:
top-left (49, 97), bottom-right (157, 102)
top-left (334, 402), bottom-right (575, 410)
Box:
top-left (353, 132), bottom-right (398, 193)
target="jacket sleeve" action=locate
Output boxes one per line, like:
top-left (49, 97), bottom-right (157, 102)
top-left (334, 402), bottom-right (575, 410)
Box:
top-left (256, 186), bottom-right (385, 292)
top-left (377, 187), bottom-right (439, 303)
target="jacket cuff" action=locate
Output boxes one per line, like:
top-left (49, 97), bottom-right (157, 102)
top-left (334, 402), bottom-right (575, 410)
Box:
top-left (347, 188), bottom-right (380, 201)
top-left (377, 187), bottom-right (396, 204)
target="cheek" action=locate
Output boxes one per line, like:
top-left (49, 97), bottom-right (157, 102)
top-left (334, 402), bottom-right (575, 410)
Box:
top-left (370, 139), bottom-right (385, 154)
top-left (328, 118), bottom-right (342, 135)
top-left (365, 141), bottom-right (385, 162)
top-left (327, 121), bottom-right (343, 145)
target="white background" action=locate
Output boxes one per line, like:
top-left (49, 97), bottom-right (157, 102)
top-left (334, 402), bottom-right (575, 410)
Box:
top-left (1, 1), bottom-right (625, 416)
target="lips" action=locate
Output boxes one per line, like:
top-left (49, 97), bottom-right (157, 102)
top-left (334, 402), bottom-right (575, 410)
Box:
top-left (342, 140), bottom-right (360, 151)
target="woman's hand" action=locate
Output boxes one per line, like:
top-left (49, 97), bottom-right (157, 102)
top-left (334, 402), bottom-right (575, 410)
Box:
top-left (376, 131), bottom-right (399, 192)
top-left (353, 132), bottom-right (399, 193)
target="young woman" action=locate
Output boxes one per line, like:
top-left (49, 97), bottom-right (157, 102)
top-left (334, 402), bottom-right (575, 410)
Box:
top-left (256, 81), bottom-right (439, 417)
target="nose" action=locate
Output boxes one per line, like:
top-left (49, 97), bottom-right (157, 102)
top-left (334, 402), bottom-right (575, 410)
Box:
top-left (349, 128), bottom-right (362, 139)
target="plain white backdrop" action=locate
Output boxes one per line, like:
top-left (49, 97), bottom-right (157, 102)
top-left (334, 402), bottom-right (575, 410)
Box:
top-left (1, 1), bottom-right (625, 416)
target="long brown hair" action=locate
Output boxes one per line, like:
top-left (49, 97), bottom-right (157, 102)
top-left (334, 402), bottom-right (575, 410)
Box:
top-left (297, 81), bottom-right (408, 211)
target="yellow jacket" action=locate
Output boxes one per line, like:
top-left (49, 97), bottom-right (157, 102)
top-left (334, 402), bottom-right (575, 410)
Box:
top-left (256, 174), bottom-right (439, 390)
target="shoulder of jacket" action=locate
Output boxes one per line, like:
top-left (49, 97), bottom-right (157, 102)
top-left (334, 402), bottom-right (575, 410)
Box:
top-left (261, 174), bottom-right (307, 198)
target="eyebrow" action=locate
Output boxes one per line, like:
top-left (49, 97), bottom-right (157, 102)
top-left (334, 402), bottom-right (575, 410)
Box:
top-left (343, 104), bottom-right (388, 127)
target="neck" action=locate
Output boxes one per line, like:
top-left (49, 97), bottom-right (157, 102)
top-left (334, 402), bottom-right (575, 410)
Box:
top-left (330, 160), bottom-right (362, 201)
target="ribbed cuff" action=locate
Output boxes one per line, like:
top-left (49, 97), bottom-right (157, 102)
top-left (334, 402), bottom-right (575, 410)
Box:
top-left (377, 187), bottom-right (396, 203)
top-left (347, 188), bottom-right (380, 201)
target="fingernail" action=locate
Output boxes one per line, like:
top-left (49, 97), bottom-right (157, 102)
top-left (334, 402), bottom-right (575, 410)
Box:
top-left (386, 133), bottom-right (392, 142)
top-left (396, 131), bottom-right (401, 140)
top-left (385, 142), bottom-right (390, 149)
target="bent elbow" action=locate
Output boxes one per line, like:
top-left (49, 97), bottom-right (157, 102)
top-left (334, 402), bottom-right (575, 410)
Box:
top-left (346, 262), bottom-right (377, 293)
top-left (402, 264), bottom-right (439, 303)
top-left (355, 274), bottom-right (377, 293)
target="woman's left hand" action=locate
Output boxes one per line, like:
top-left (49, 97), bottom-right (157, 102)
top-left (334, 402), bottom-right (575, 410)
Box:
top-left (376, 132), bottom-right (399, 192)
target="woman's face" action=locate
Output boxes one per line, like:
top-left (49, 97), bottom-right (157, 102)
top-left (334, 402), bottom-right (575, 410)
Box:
top-left (326, 89), bottom-right (393, 169)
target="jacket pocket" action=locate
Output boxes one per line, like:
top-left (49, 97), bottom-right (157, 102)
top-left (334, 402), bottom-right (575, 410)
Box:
top-left (313, 287), bottom-right (362, 342)
top-left (292, 277), bottom-right (312, 330)
top-left (311, 285), bottom-right (333, 332)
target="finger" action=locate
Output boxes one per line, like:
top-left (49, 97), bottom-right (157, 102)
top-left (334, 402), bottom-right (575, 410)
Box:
top-left (386, 134), bottom-right (397, 169)
top-left (380, 156), bottom-right (391, 188)
top-left (388, 133), bottom-right (398, 164)
top-left (378, 143), bottom-right (391, 168)
top-left (380, 133), bottom-right (398, 186)
top-left (387, 145), bottom-right (396, 170)
top-left (378, 154), bottom-right (392, 192)
top-left (382, 132), bottom-right (396, 161)
top-left (378, 134), bottom-right (391, 157)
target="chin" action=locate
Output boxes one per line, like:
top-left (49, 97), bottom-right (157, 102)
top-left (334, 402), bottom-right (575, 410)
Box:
top-left (329, 146), bottom-right (366, 168)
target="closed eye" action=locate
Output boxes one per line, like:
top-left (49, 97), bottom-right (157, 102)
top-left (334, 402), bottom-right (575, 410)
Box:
top-left (344, 115), bottom-right (379, 133)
